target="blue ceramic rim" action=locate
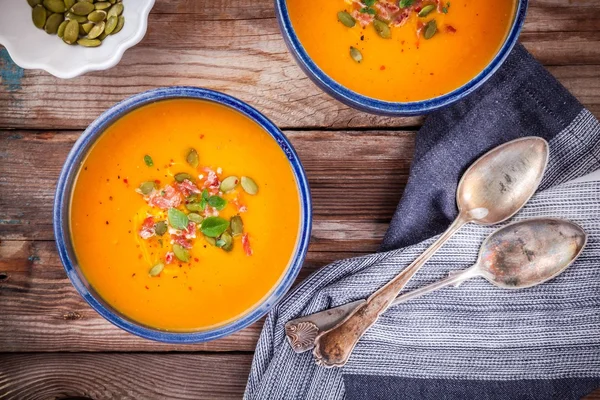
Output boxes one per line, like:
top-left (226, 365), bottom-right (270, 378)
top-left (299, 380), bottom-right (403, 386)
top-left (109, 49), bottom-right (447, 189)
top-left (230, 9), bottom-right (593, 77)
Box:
top-left (275, 0), bottom-right (528, 116)
top-left (53, 86), bottom-right (312, 343)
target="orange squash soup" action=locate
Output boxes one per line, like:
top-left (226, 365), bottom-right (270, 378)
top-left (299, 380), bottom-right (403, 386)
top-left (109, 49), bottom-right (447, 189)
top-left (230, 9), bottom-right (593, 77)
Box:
top-left (287, 0), bottom-right (516, 101)
top-left (70, 99), bottom-right (301, 331)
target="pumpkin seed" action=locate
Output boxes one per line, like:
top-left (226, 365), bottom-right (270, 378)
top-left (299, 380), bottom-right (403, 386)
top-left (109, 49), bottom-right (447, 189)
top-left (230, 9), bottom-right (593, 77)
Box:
top-left (87, 21), bottom-right (105, 39)
top-left (350, 46), bottom-right (362, 63)
top-left (44, 13), bottom-right (64, 34)
top-left (63, 19), bottom-right (79, 44)
top-left (185, 203), bottom-right (203, 212)
top-left (57, 20), bottom-right (68, 37)
top-left (418, 4), bottom-right (436, 17)
top-left (70, 1), bottom-right (95, 15)
top-left (240, 176), bottom-right (258, 195)
top-left (230, 215), bottom-right (244, 237)
top-left (97, 30), bottom-right (109, 40)
top-left (337, 11), bottom-right (355, 28)
top-left (111, 15), bottom-right (125, 35)
top-left (95, 1), bottom-right (112, 10)
top-left (105, 15), bottom-right (118, 34)
top-left (217, 232), bottom-right (233, 251)
top-left (139, 181), bottom-right (156, 195)
top-left (373, 20), bottom-right (391, 39)
top-left (28, 0), bottom-right (43, 6)
top-left (80, 22), bottom-right (93, 34)
top-left (154, 221), bottom-right (168, 236)
top-left (77, 38), bottom-right (102, 47)
top-left (186, 148), bottom-right (199, 168)
top-left (220, 176), bottom-right (239, 193)
top-left (174, 172), bottom-right (195, 183)
top-left (32, 5), bottom-right (47, 29)
top-left (64, 0), bottom-right (75, 9)
top-left (149, 263), bottom-right (164, 277)
top-left (187, 213), bottom-right (204, 223)
top-left (65, 11), bottom-right (87, 23)
top-left (204, 235), bottom-right (217, 246)
top-left (423, 19), bottom-right (437, 39)
top-left (43, 0), bottom-right (66, 13)
top-left (88, 10), bottom-right (107, 23)
top-left (107, 2), bottom-right (123, 18)
top-left (173, 244), bottom-right (190, 262)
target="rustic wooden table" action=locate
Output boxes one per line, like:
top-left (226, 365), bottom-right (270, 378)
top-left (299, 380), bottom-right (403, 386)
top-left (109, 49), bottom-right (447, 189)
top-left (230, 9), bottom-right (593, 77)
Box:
top-left (1, 0), bottom-right (599, 398)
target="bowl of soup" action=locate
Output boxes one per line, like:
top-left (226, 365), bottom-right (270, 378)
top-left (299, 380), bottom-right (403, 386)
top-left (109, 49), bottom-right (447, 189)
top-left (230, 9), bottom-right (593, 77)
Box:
top-left (54, 87), bottom-right (312, 342)
top-left (276, 0), bottom-right (527, 115)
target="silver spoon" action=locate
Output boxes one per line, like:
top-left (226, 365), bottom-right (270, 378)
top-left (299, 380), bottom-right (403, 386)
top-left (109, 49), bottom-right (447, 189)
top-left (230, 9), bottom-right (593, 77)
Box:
top-left (312, 137), bottom-right (549, 367)
top-left (286, 218), bottom-right (586, 353)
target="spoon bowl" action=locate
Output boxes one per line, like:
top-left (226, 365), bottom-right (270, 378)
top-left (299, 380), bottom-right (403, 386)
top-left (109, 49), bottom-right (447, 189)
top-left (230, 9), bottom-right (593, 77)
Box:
top-left (458, 137), bottom-right (549, 224)
top-left (477, 218), bottom-right (587, 289)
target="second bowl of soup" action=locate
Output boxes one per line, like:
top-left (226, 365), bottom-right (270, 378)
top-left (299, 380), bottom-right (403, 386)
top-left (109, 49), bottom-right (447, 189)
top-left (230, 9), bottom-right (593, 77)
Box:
top-left (277, 0), bottom-right (527, 115)
top-left (54, 87), bottom-right (311, 342)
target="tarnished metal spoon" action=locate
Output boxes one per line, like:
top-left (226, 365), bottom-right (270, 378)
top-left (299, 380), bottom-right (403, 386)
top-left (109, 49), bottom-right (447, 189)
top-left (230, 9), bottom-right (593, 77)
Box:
top-left (286, 218), bottom-right (586, 353)
top-left (312, 137), bottom-right (549, 367)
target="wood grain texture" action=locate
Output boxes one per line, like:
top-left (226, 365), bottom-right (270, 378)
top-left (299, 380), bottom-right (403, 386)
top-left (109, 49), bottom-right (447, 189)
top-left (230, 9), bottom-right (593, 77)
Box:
top-left (0, 353), bottom-right (252, 399)
top-left (0, 1), bottom-right (599, 130)
top-left (0, 129), bottom-right (410, 352)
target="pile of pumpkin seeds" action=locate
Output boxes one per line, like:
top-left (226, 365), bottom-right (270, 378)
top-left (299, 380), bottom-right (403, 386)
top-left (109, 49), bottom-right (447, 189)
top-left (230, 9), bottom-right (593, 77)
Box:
top-left (28, 0), bottom-right (125, 47)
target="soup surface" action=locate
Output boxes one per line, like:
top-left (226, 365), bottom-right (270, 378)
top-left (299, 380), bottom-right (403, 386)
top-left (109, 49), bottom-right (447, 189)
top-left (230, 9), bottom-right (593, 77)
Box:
top-left (287, 0), bottom-right (516, 102)
top-left (70, 99), bottom-right (301, 331)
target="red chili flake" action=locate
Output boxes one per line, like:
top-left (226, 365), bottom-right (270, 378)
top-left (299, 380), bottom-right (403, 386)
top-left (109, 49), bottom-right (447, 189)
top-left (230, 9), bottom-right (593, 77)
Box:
top-left (154, 179), bottom-right (161, 184)
top-left (380, 65), bottom-right (386, 71)
top-left (188, 286), bottom-right (192, 291)
top-left (132, 273), bottom-right (136, 278)
top-left (199, 134), bottom-right (205, 139)
top-left (145, 285), bottom-right (149, 290)
top-left (194, 258), bottom-right (199, 262)
top-left (445, 25), bottom-right (457, 33)
top-left (123, 178), bottom-right (128, 184)
top-left (415, 6), bottom-right (422, 11)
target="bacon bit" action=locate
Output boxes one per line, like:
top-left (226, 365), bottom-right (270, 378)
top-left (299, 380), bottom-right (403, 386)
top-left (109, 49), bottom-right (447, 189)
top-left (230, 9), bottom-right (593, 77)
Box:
top-left (202, 167), bottom-right (220, 193)
top-left (232, 197), bottom-right (248, 213)
top-left (172, 235), bottom-right (193, 249)
top-left (391, 9), bottom-right (409, 27)
top-left (374, 1), bottom-right (399, 20)
top-left (445, 25), bottom-right (457, 33)
top-left (352, 9), bottom-right (375, 27)
top-left (148, 184), bottom-right (182, 210)
top-left (203, 207), bottom-right (219, 217)
top-left (165, 252), bottom-right (174, 264)
top-left (242, 234), bottom-right (253, 256)
top-left (184, 221), bottom-right (197, 239)
top-left (177, 179), bottom-right (201, 197)
top-left (139, 217), bottom-right (155, 239)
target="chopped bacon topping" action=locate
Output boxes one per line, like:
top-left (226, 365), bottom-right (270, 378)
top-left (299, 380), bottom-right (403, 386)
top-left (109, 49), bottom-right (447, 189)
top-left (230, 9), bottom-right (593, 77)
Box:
top-left (139, 217), bottom-right (155, 239)
top-left (242, 234), bottom-right (253, 256)
top-left (184, 221), bottom-right (197, 239)
top-left (391, 9), bottom-right (409, 27)
top-left (232, 197), bottom-right (248, 213)
top-left (177, 179), bottom-right (201, 197)
top-left (165, 252), bottom-right (174, 264)
top-left (172, 235), bottom-right (193, 249)
top-left (374, 1), bottom-right (399, 21)
top-left (352, 9), bottom-right (375, 27)
top-left (202, 168), bottom-right (220, 194)
top-left (148, 185), bottom-right (182, 210)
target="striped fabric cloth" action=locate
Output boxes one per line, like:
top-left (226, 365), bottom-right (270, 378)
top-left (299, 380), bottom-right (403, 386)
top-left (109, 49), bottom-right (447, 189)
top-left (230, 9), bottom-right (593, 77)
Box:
top-left (244, 45), bottom-right (600, 399)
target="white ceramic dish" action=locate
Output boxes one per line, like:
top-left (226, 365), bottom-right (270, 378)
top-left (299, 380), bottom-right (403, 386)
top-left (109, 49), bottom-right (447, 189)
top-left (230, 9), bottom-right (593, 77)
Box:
top-left (0, 0), bottom-right (154, 79)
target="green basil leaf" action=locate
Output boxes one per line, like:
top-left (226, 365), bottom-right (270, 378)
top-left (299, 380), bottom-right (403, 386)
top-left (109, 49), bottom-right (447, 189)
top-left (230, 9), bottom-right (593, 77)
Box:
top-left (207, 195), bottom-right (227, 211)
top-left (201, 216), bottom-right (229, 238)
top-left (168, 208), bottom-right (189, 230)
top-left (399, 0), bottom-right (413, 8)
top-left (202, 189), bottom-right (210, 201)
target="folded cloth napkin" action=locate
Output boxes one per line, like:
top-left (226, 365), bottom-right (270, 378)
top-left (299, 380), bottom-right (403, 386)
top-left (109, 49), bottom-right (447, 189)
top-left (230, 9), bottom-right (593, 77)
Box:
top-left (244, 44), bottom-right (600, 400)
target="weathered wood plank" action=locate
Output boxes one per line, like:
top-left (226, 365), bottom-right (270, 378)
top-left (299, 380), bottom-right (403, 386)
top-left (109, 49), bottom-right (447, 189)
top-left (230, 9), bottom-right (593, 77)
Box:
top-left (0, 130), bottom-right (414, 241)
top-left (0, 353), bottom-right (252, 399)
top-left (1, 7), bottom-right (599, 130)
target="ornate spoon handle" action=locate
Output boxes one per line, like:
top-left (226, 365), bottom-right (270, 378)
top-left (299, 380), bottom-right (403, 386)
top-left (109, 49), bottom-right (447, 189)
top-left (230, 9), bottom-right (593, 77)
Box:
top-left (313, 214), bottom-right (469, 367)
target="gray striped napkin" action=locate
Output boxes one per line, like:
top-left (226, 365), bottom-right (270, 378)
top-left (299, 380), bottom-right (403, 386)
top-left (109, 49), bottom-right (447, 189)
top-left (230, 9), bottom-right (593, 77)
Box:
top-left (244, 44), bottom-right (600, 400)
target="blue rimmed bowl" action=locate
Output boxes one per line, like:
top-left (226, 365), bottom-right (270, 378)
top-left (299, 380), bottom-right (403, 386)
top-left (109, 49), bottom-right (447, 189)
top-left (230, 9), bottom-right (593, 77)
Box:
top-left (53, 87), bottom-right (312, 343)
top-left (275, 0), bottom-right (528, 116)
